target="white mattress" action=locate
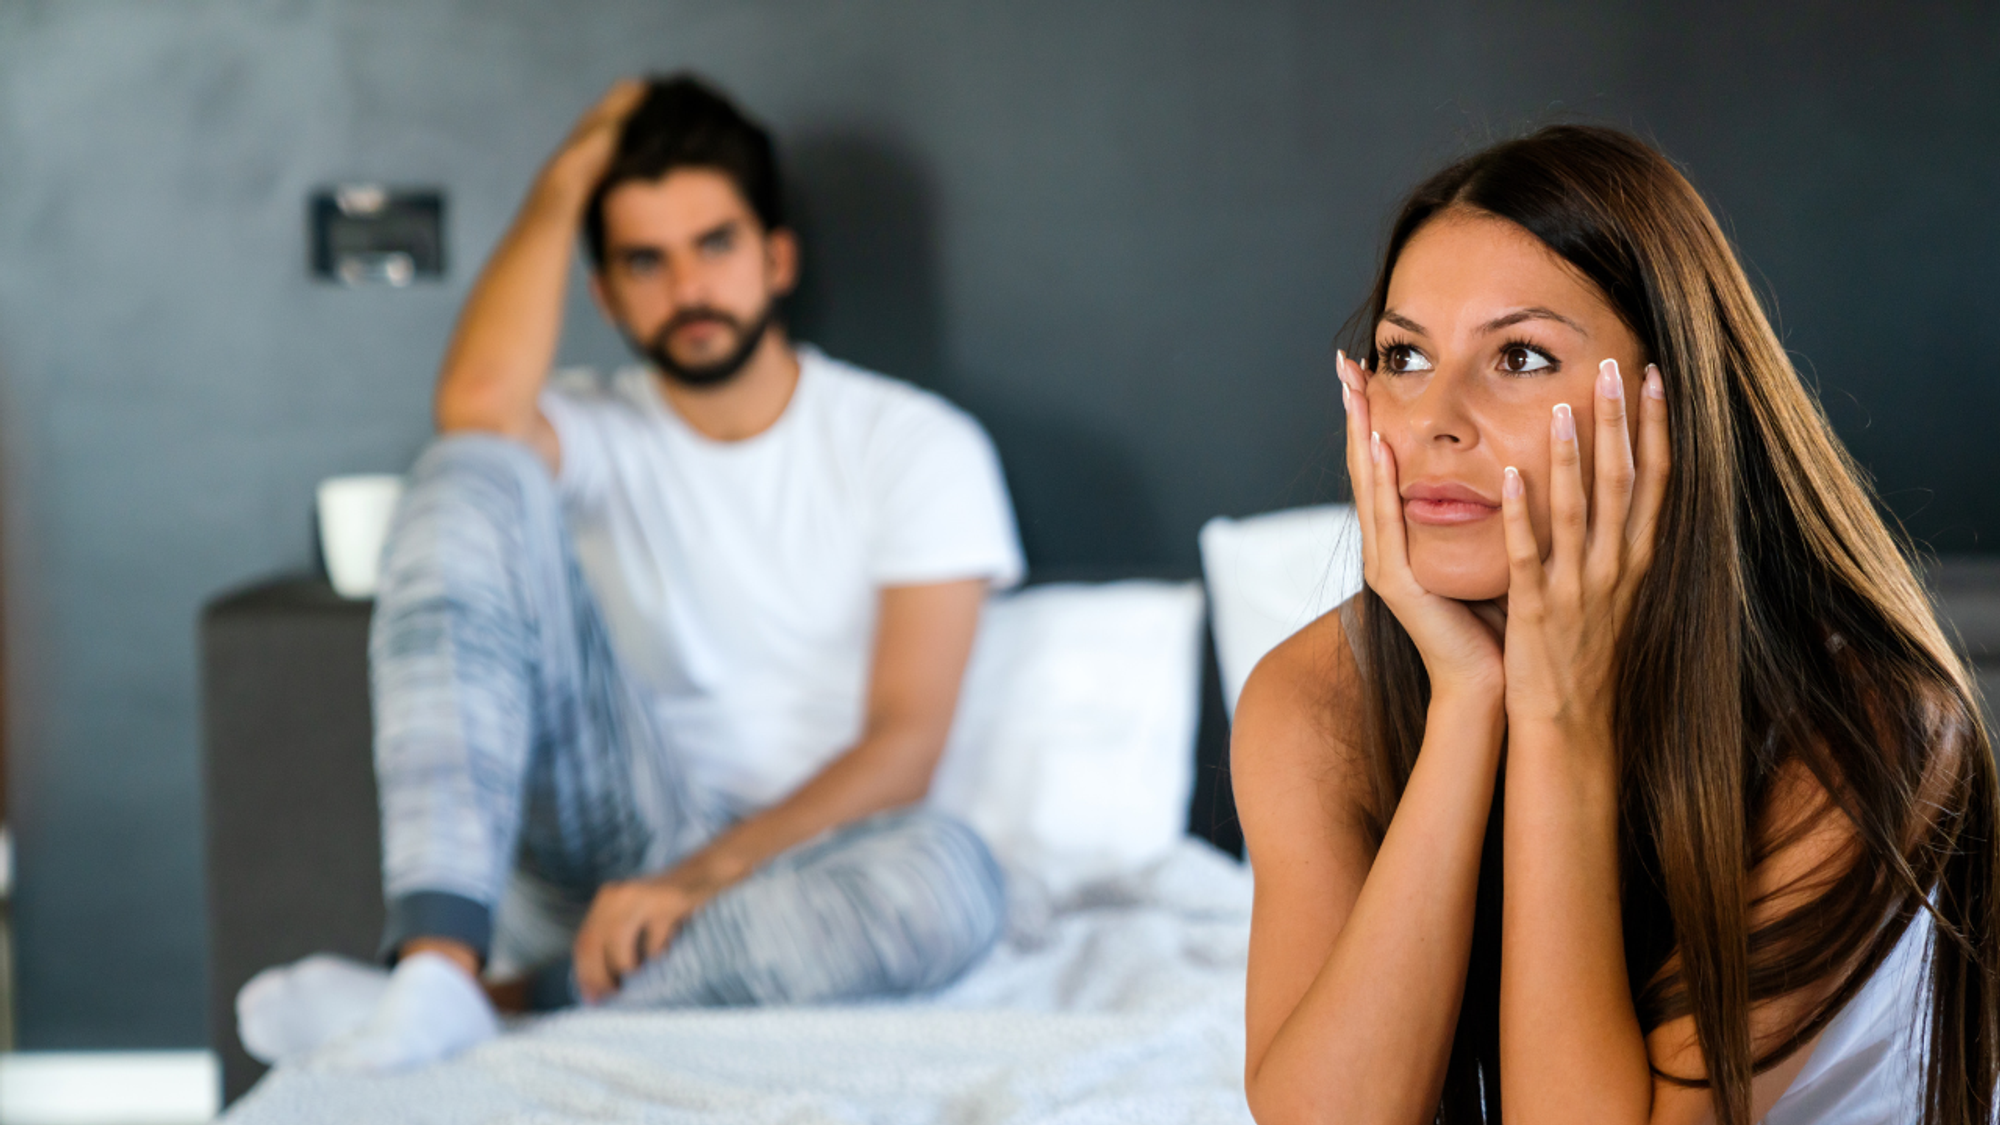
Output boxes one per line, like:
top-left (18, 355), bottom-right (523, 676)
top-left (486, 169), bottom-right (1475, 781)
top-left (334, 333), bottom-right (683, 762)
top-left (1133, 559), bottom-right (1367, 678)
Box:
top-left (222, 839), bottom-right (1256, 1124)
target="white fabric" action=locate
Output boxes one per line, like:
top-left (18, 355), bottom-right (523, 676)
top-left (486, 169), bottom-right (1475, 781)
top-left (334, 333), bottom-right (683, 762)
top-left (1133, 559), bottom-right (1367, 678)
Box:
top-left (219, 840), bottom-right (1256, 1125)
top-left (1764, 911), bottom-right (1932, 1125)
top-left (1199, 504), bottom-right (1362, 717)
top-left (540, 346), bottom-right (1024, 814)
top-left (930, 581), bottom-right (1207, 895)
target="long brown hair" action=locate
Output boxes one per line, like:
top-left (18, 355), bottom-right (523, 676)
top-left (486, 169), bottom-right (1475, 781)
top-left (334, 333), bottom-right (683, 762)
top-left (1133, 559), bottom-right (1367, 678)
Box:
top-left (1342, 125), bottom-right (1999, 1125)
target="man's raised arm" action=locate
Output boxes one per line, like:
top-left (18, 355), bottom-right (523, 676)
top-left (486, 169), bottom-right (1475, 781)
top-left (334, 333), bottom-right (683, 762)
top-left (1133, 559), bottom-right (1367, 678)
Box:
top-left (433, 81), bottom-right (646, 470)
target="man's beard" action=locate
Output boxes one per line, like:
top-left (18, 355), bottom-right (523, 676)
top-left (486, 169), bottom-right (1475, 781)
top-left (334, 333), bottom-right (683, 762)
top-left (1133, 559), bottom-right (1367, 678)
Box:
top-left (632, 302), bottom-right (776, 389)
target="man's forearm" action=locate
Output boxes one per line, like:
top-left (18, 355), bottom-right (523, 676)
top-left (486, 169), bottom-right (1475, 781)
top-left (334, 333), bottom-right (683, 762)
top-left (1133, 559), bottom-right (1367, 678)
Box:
top-left (671, 580), bottom-right (986, 901)
top-left (670, 725), bottom-right (943, 903)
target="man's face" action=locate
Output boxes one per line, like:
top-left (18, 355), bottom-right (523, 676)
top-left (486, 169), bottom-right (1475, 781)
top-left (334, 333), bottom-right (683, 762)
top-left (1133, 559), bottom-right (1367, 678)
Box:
top-left (591, 168), bottom-right (798, 387)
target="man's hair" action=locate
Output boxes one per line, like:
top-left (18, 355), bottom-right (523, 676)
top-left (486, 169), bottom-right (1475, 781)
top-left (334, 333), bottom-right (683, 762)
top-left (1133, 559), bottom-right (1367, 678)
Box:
top-left (582, 74), bottom-right (785, 270)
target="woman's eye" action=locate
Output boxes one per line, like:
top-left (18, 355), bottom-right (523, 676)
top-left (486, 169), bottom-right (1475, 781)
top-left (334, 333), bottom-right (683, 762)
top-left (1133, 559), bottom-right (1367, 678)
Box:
top-left (1499, 345), bottom-right (1553, 374)
top-left (1380, 344), bottom-right (1433, 374)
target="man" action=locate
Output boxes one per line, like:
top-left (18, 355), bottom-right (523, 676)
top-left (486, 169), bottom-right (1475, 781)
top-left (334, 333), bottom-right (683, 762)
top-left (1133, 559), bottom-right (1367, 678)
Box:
top-left (240, 75), bottom-right (1022, 1071)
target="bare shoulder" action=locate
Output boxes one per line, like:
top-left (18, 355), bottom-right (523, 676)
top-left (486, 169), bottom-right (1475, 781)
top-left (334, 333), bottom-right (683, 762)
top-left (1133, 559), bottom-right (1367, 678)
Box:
top-left (1236, 598), bottom-right (1383, 1075)
top-left (1232, 600), bottom-right (1372, 843)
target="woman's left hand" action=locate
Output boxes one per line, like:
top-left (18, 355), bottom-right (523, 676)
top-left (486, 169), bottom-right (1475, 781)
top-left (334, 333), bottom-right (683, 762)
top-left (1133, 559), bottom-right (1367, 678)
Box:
top-left (1499, 360), bottom-right (1670, 738)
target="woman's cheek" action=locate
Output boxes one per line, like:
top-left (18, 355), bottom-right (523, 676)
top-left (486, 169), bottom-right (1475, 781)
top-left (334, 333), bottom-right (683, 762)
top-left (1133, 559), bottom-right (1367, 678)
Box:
top-left (1363, 388), bottom-right (1400, 447)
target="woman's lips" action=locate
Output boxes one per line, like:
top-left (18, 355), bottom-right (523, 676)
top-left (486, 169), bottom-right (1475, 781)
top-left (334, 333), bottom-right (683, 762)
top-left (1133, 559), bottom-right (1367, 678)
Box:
top-left (1402, 482), bottom-right (1500, 526)
top-left (1404, 498), bottom-right (1498, 524)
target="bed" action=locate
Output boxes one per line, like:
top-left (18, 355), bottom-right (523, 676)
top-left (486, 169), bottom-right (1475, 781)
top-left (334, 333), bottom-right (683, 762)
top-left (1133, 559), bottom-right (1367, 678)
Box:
top-left (219, 839), bottom-right (1253, 1124)
top-left (200, 508), bottom-right (1372, 1120)
top-left (202, 543), bottom-right (1355, 1122)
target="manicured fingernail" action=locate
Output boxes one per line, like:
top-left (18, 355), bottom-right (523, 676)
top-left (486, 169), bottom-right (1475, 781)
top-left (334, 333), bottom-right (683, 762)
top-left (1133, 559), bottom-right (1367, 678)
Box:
top-left (1553, 403), bottom-right (1575, 441)
top-left (1370, 430), bottom-right (1382, 461)
top-left (1504, 466), bottom-right (1522, 498)
top-left (1600, 360), bottom-right (1622, 399)
top-left (1645, 364), bottom-right (1665, 399)
top-left (1341, 381), bottom-right (1350, 409)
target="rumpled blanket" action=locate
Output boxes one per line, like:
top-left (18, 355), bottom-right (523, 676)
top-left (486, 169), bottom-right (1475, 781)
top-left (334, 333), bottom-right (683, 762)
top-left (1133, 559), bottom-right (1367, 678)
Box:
top-left (221, 839), bottom-right (1255, 1124)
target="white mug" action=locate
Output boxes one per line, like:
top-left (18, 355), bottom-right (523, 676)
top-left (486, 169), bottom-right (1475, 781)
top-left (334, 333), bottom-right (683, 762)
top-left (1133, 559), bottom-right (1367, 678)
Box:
top-left (317, 474), bottom-right (405, 599)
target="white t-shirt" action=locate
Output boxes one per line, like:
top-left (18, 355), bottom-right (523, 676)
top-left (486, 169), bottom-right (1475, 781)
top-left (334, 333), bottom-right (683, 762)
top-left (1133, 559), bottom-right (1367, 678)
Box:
top-left (539, 346), bottom-right (1024, 815)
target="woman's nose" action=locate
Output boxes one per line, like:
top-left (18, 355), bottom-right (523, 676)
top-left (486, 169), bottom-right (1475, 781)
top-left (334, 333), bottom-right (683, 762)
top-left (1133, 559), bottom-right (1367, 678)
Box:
top-left (1406, 370), bottom-right (1475, 447)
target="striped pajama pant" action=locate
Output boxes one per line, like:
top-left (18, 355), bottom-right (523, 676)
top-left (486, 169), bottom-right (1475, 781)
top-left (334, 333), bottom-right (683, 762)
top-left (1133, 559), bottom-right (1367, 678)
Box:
top-left (369, 433), bottom-right (1006, 1009)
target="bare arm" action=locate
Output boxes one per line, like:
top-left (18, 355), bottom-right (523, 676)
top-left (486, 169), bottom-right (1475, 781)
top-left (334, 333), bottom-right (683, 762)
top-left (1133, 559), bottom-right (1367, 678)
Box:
top-left (432, 81), bottom-right (646, 468)
top-left (1238, 612), bottom-right (1504, 1125)
top-left (1241, 352), bottom-right (1511, 1125)
top-left (1502, 729), bottom-right (1853, 1124)
top-left (1493, 363), bottom-right (1662, 1122)
top-left (1495, 363), bottom-right (1842, 1123)
top-left (571, 577), bottom-right (990, 1001)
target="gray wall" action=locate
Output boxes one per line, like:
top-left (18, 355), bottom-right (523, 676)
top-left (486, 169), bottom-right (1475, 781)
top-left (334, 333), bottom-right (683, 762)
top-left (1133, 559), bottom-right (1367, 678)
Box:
top-left (1, 0), bottom-right (1994, 1048)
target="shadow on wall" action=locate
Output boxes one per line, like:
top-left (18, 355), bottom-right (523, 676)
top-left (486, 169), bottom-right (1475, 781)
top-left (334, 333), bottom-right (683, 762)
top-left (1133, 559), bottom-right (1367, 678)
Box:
top-left (784, 134), bottom-right (1168, 572)
top-left (785, 134), bottom-right (948, 396)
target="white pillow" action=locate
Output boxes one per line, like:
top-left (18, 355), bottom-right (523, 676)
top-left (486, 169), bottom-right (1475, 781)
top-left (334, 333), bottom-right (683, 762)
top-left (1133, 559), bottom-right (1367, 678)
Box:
top-left (929, 581), bottom-right (1206, 895)
top-left (1199, 504), bottom-right (1363, 718)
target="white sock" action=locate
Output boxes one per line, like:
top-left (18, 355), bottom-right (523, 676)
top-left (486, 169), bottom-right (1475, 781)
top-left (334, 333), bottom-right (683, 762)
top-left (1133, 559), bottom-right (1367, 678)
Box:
top-left (305, 951), bottom-right (501, 1074)
top-left (237, 954), bottom-right (393, 1065)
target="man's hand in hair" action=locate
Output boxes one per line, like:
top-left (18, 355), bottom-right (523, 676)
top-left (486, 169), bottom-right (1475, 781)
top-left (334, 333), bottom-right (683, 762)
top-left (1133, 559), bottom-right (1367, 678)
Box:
top-left (539, 79), bottom-right (649, 202)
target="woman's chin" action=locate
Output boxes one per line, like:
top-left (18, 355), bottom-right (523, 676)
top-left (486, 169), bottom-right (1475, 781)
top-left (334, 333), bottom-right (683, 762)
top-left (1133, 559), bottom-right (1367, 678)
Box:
top-left (1409, 559), bottom-right (1507, 603)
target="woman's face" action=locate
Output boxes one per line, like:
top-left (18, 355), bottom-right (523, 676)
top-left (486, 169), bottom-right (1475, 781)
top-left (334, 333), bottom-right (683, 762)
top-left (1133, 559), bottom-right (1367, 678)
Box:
top-left (1370, 211), bottom-right (1647, 601)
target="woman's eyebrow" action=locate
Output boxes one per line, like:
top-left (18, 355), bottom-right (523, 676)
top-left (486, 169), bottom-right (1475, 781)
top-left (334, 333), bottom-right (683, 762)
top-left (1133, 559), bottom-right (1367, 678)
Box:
top-left (1379, 309), bottom-right (1428, 336)
top-left (1479, 307), bottom-right (1588, 336)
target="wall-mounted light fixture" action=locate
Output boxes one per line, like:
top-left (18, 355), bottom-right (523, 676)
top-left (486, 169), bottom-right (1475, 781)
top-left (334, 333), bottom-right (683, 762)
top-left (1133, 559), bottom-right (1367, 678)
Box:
top-left (309, 185), bottom-right (445, 286)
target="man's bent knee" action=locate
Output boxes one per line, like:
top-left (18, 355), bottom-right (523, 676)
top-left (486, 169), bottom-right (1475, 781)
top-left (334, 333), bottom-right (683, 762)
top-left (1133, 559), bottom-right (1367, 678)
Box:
top-left (379, 432), bottom-right (566, 599)
top-left (604, 808), bottom-right (1007, 1009)
top-left (406, 433), bottom-right (556, 515)
top-left (837, 807), bottom-right (1009, 992)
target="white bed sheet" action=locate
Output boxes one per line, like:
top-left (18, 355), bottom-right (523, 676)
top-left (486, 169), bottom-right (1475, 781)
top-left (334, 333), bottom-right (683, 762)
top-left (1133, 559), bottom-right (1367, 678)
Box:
top-left (222, 839), bottom-right (1256, 1125)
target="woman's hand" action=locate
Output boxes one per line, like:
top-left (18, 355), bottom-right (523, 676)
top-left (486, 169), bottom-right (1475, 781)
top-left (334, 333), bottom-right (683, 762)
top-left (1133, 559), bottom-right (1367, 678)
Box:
top-left (1341, 351), bottom-right (1505, 704)
top-left (1498, 360), bottom-right (1670, 737)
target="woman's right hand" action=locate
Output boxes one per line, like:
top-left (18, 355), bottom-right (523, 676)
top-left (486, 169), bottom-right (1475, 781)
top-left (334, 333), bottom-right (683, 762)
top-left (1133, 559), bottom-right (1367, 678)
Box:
top-left (1340, 350), bottom-right (1506, 704)
top-left (537, 79), bottom-right (651, 203)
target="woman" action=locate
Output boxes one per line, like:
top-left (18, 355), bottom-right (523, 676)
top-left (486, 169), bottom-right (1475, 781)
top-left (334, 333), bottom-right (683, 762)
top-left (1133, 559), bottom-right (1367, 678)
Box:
top-left (1234, 125), bottom-right (1997, 1125)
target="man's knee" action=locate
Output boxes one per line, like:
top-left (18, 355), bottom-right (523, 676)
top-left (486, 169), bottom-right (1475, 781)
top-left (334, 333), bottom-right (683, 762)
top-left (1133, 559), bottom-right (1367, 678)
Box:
top-left (379, 433), bottom-right (562, 596)
top-left (872, 808), bottom-right (1005, 903)
top-left (405, 433), bottom-right (556, 520)
top-left (610, 809), bottom-right (1007, 1008)
top-left (836, 807), bottom-right (1008, 982)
